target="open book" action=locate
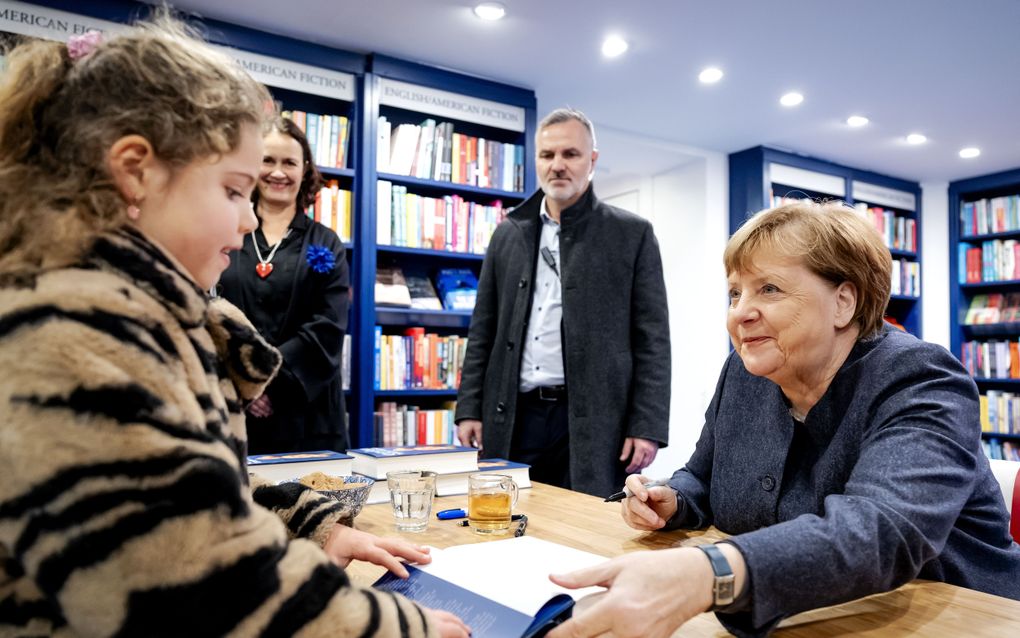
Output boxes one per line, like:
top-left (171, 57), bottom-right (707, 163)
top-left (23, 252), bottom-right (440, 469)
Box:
top-left (374, 537), bottom-right (607, 638)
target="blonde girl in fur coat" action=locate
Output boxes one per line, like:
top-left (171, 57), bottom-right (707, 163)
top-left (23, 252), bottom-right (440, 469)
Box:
top-left (0, 14), bottom-right (467, 638)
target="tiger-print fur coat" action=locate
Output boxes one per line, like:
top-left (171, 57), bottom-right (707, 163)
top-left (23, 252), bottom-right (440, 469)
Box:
top-left (0, 228), bottom-right (435, 637)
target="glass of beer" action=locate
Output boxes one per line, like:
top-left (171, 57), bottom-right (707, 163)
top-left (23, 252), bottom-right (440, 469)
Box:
top-left (468, 473), bottom-right (519, 534)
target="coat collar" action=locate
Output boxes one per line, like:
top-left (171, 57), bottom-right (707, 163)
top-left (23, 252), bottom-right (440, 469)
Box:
top-left (90, 226), bottom-right (208, 327)
top-left (89, 226), bottom-right (279, 399)
top-left (510, 183), bottom-right (597, 229)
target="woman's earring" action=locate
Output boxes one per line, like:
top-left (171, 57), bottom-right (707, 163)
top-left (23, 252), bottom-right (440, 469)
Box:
top-left (127, 201), bottom-right (141, 220)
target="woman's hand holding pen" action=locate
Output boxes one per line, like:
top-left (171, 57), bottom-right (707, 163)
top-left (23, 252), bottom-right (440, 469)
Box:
top-left (620, 474), bottom-right (677, 531)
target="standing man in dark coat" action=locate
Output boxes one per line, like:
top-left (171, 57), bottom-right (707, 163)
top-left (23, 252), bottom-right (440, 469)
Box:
top-left (455, 108), bottom-right (671, 497)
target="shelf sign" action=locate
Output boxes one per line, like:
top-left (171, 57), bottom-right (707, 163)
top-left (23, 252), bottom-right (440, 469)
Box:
top-left (852, 181), bottom-right (916, 212)
top-left (0, 1), bottom-right (115, 40)
top-left (225, 48), bottom-right (354, 101)
top-left (0, 1), bottom-right (354, 102)
top-left (379, 78), bottom-right (525, 133)
top-left (769, 163), bottom-right (846, 198)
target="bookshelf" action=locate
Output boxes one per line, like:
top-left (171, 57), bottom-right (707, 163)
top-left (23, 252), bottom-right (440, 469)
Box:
top-left (350, 55), bottom-right (537, 447)
top-left (729, 146), bottom-right (923, 337)
top-left (29, 1), bottom-right (539, 448)
top-left (949, 167), bottom-right (1020, 460)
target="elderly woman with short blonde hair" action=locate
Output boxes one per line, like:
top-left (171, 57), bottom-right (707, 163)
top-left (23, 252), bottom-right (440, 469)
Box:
top-left (548, 201), bottom-right (1020, 638)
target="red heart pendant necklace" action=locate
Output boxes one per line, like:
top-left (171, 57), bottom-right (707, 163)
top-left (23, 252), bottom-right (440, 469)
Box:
top-left (252, 228), bottom-right (292, 279)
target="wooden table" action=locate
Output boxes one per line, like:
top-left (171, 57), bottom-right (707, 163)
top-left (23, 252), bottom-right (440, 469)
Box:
top-left (348, 482), bottom-right (1020, 637)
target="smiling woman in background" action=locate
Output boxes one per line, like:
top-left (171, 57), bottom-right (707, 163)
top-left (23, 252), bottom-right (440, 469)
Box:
top-left (548, 201), bottom-right (1020, 638)
top-left (220, 117), bottom-right (350, 455)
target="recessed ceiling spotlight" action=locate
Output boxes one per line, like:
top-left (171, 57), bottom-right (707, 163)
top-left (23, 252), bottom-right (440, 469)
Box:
top-left (699, 67), bottom-right (724, 84)
top-left (780, 92), bottom-right (804, 107)
top-left (473, 2), bottom-right (505, 20)
top-left (906, 133), bottom-right (927, 145)
top-left (959, 147), bottom-right (981, 159)
top-left (601, 35), bottom-right (629, 58)
top-left (846, 115), bottom-right (869, 127)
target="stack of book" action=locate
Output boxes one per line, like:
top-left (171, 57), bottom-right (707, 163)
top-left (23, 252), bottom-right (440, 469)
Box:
top-left (248, 445), bottom-right (532, 505)
top-left (346, 445), bottom-right (531, 504)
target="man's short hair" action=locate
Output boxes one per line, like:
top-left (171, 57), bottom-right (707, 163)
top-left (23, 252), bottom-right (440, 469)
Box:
top-left (537, 108), bottom-right (597, 150)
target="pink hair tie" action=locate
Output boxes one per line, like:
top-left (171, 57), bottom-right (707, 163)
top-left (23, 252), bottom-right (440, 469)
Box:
top-left (67, 30), bottom-right (102, 62)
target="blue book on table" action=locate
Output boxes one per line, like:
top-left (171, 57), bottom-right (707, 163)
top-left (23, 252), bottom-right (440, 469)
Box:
top-left (374, 565), bottom-right (573, 638)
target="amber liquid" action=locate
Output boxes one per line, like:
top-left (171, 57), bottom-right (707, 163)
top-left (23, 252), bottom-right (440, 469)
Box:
top-left (468, 492), bottom-right (512, 533)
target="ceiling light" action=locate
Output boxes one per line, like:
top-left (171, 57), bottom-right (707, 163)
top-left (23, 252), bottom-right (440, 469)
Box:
top-left (959, 147), bottom-right (981, 159)
top-left (906, 133), bottom-right (927, 145)
top-left (846, 115), bottom-right (869, 127)
top-left (473, 2), bottom-right (505, 20)
top-left (780, 92), bottom-right (803, 107)
top-left (698, 67), bottom-right (724, 84)
top-left (601, 35), bottom-right (628, 58)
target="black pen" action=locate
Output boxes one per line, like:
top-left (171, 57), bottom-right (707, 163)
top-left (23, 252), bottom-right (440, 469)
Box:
top-left (514, 514), bottom-right (528, 537)
top-left (604, 478), bottom-right (670, 502)
top-left (458, 514), bottom-right (526, 527)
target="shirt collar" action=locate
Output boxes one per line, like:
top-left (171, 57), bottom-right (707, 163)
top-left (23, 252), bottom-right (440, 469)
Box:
top-left (539, 197), bottom-right (560, 226)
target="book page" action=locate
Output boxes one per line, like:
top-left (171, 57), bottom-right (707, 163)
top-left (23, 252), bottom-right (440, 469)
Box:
top-left (418, 536), bottom-right (608, 615)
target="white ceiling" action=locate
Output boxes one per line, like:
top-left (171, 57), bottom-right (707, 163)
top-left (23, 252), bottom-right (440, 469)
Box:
top-left (166, 0), bottom-right (1020, 184)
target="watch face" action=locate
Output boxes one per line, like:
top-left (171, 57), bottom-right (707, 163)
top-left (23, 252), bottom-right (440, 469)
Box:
top-left (716, 575), bottom-right (736, 607)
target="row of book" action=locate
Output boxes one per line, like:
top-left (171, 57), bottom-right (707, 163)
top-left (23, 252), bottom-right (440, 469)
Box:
top-left (960, 195), bottom-right (1020, 237)
top-left (958, 240), bottom-right (1020, 284)
top-left (980, 391), bottom-right (1020, 435)
top-left (961, 340), bottom-right (1020, 379)
top-left (306, 180), bottom-right (353, 242)
top-left (891, 259), bottom-right (920, 297)
top-left (374, 401), bottom-right (456, 447)
top-left (283, 110), bottom-right (351, 170)
top-left (983, 437), bottom-right (1020, 462)
top-left (853, 203), bottom-right (917, 253)
top-left (375, 266), bottom-right (478, 311)
top-left (963, 294), bottom-right (1020, 325)
top-left (376, 181), bottom-right (507, 253)
top-left (377, 116), bottom-right (525, 193)
top-left (374, 327), bottom-right (468, 390)
top-left (247, 445), bottom-right (531, 503)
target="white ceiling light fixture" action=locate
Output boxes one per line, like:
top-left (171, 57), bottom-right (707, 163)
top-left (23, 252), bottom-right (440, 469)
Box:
top-left (779, 92), bottom-right (804, 107)
top-left (698, 67), bottom-right (724, 84)
top-left (906, 133), bottom-right (927, 145)
top-left (846, 115), bottom-right (870, 127)
top-left (959, 147), bottom-right (981, 159)
top-left (601, 35), bottom-right (629, 58)
top-left (473, 2), bottom-right (506, 21)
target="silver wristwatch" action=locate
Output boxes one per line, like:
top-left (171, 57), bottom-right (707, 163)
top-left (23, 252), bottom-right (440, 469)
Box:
top-left (697, 543), bottom-right (736, 609)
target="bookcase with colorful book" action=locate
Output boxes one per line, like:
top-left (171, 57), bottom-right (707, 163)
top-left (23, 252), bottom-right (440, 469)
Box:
top-left (345, 55), bottom-right (537, 447)
top-left (729, 145), bottom-right (923, 337)
top-left (949, 168), bottom-right (1020, 460)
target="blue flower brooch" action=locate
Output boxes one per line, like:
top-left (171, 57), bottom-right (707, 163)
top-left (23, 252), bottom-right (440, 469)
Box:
top-left (305, 244), bottom-right (336, 274)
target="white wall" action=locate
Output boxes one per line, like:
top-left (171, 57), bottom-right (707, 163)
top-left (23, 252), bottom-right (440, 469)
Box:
top-left (597, 130), bottom-right (730, 477)
top-left (921, 182), bottom-right (950, 350)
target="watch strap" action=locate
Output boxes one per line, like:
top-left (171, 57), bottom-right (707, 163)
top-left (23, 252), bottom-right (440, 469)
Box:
top-left (697, 543), bottom-right (736, 610)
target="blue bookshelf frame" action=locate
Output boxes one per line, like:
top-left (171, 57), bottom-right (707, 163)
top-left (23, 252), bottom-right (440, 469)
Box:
top-left (40, 1), bottom-right (539, 448)
top-left (729, 146), bottom-right (923, 338)
top-left (354, 55), bottom-right (537, 447)
top-left (949, 168), bottom-right (1020, 453)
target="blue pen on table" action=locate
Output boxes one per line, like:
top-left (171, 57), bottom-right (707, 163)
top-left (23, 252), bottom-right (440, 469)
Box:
top-left (604, 478), bottom-right (671, 502)
top-left (436, 508), bottom-right (467, 520)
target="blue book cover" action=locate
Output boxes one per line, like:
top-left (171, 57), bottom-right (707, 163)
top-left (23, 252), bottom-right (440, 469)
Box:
top-left (247, 450), bottom-right (352, 466)
top-left (346, 444), bottom-right (478, 479)
top-left (374, 565), bottom-right (573, 638)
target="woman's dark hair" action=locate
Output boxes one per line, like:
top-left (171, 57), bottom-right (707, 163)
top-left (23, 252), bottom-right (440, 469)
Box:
top-left (254, 116), bottom-right (324, 211)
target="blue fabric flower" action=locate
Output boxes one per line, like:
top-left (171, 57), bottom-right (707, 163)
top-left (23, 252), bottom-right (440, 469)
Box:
top-left (306, 244), bottom-right (335, 274)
